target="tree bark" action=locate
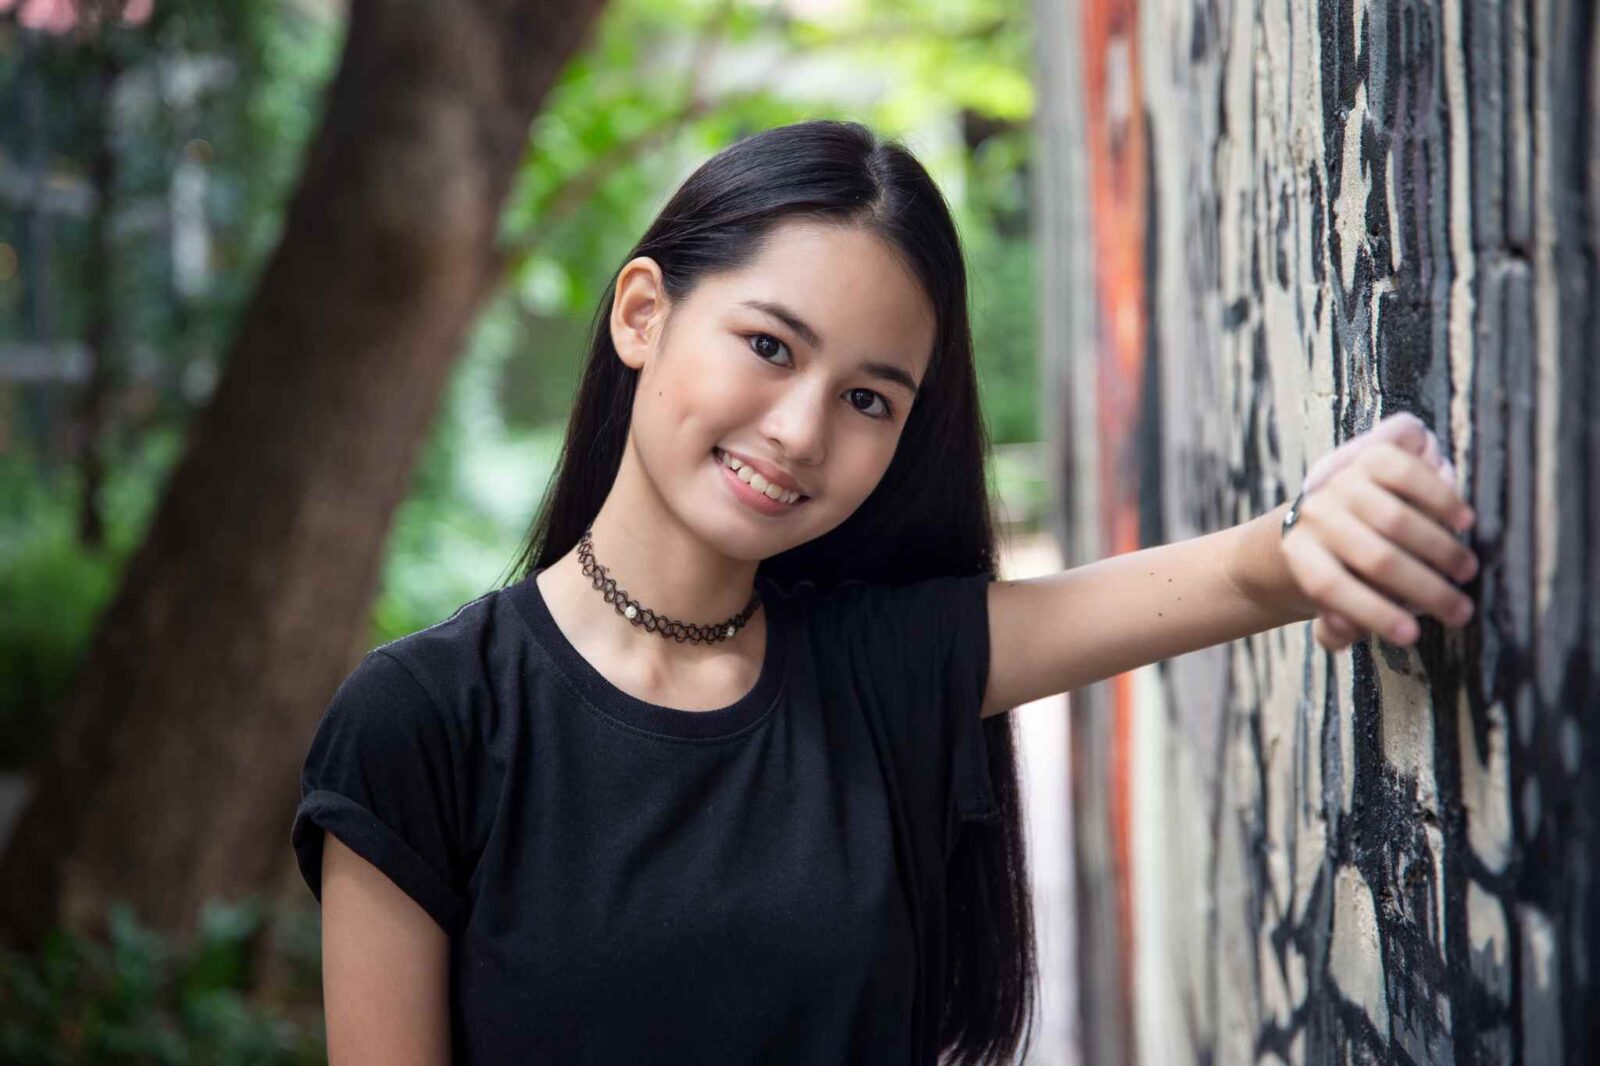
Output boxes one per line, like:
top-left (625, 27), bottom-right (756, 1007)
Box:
top-left (1040, 0), bottom-right (1598, 1062)
top-left (0, 0), bottom-right (609, 947)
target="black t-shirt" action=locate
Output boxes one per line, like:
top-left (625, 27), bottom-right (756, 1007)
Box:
top-left (291, 566), bottom-right (1000, 1064)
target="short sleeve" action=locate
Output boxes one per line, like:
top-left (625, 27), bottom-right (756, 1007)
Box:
top-left (290, 649), bottom-right (466, 934)
top-left (824, 572), bottom-right (1001, 855)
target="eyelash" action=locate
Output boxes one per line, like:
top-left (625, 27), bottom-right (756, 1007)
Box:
top-left (744, 332), bottom-right (894, 421)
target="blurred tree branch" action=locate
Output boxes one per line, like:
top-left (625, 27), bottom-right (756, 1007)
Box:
top-left (501, 0), bottom-right (762, 266)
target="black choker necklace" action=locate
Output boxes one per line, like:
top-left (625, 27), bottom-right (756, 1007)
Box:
top-left (576, 526), bottom-right (760, 645)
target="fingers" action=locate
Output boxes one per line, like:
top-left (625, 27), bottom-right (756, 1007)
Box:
top-left (1344, 477), bottom-right (1479, 584)
top-left (1315, 610), bottom-right (1364, 651)
top-left (1305, 409), bottom-right (1446, 492)
top-left (1356, 441), bottom-right (1476, 534)
top-left (1293, 413), bottom-right (1476, 653)
top-left (1306, 495), bottom-right (1476, 629)
top-left (1370, 411), bottom-right (1431, 453)
top-left (1283, 530), bottom-right (1422, 645)
top-left (1413, 425), bottom-right (1462, 490)
top-left (1418, 426), bottom-right (1441, 469)
top-left (1303, 439), bottom-right (1357, 493)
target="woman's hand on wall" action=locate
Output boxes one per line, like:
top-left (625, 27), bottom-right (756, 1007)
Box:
top-left (1280, 413), bottom-right (1479, 652)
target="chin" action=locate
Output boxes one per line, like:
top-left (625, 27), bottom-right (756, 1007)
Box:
top-left (711, 515), bottom-right (825, 564)
top-left (743, 526), bottom-right (813, 562)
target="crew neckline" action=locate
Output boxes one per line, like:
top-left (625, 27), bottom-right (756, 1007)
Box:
top-left (506, 567), bottom-right (786, 740)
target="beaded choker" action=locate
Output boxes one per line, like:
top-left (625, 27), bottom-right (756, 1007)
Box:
top-left (576, 526), bottom-right (761, 645)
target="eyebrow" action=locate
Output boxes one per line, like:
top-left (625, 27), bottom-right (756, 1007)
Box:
top-left (738, 298), bottom-right (922, 396)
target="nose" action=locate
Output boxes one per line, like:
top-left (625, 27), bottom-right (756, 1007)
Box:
top-left (758, 378), bottom-right (828, 468)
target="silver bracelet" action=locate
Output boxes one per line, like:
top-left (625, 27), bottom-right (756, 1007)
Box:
top-left (1281, 489), bottom-right (1308, 539)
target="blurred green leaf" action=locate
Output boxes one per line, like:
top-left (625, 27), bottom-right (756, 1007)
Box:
top-left (0, 901), bottom-right (323, 1065)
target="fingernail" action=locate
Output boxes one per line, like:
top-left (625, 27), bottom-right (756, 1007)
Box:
top-left (1457, 508), bottom-right (1476, 532)
top-left (1457, 555), bottom-right (1479, 581)
top-left (1392, 618), bottom-right (1418, 644)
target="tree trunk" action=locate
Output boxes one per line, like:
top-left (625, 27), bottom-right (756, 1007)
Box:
top-left (0, 0), bottom-right (610, 948)
top-left (1040, 0), bottom-right (1598, 1062)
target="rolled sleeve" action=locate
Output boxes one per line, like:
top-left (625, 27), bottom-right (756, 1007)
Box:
top-left (290, 649), bottom-right (466, 935)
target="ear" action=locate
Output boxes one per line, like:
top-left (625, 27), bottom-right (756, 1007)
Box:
top-left (611, 257), bottom-right (669, 371)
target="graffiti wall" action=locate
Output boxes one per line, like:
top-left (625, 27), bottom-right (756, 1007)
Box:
top-left (1034, 0), bottom-right (1598, 1062)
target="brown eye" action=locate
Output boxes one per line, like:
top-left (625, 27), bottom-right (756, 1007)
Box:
top-left (847, 388), bottom-right (891, 420)
top-left (747, 333), bottom-right (791, 366)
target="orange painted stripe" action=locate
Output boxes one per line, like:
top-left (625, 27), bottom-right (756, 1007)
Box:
top-left (1082, 0), bottom-right (1145, 1034)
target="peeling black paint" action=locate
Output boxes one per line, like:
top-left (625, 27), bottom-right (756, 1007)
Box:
top-left (1044, 0), bottom-right (1600, 1062)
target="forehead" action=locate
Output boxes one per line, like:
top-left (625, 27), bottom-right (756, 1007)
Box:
top-left (696, 220), bottom-right (938, 376)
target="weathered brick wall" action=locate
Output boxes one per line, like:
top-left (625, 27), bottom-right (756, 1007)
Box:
top-left (1035, 0), bottom-right (1598, 1062)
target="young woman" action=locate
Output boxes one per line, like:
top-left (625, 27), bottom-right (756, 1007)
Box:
top-left (291, 119), bottom-right (1479, 1065)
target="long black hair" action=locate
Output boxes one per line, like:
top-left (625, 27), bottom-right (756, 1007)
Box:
top-left (510, 119), bottom-right (1036, 1065)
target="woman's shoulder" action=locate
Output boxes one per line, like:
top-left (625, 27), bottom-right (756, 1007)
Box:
top-left (345, 584), bottom-right (530, 727)
top-left (371, 584), bottom-right (500, 665)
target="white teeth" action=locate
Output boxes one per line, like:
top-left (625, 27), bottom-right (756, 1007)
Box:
top-left (717, 449), bottom-right (803, 505)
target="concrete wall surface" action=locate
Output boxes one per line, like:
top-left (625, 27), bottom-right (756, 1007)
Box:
top-left (1035, 0), bottom-right (1599, 1062)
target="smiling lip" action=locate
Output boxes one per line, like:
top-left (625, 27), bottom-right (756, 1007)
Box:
top-left (715, 447), bottom-right (807, 496)
top-left (713, 449), bottom-right (811, 515)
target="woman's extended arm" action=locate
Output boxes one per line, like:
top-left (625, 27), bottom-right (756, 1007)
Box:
top-left (321, 835), bottom-right (452, 1064)
top-left (979, 414), bottom-right (1478, 719)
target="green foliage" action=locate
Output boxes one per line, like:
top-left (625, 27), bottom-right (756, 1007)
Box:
top-left (0, 899), bottom-right (324, 1065)
top-left (501, 11), bottom-right (822, 323)
top-left (968, 230), bottom-right (1038, 445)
top-left (476, 0), bottom-right (1044, 555)
top-left (367, 299), bottom-right (569, 645)
top-left (0, 430), bottom-right (179, 768)
top-left (497, 0), bottom-right (1039, 416)
top-left (0, 0), bottom-right (337, 413)
top-left (0, 525), bottom-right (116, 768)
top-left (989, 440), bottom-right (1050, 529)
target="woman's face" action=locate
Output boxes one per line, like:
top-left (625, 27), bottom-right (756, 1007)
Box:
top-left (612, 219), bottom-right (938, 562)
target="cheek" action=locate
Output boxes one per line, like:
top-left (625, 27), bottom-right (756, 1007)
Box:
top-left (683, 350), bottom-right (774, 434)
top-left (698, 343), bottom-right (767, 402)
top-left (638, 355), bottom-right (764, 473)
top-left (642, 347), bottom-right (726, 427)
top-left (822, 434), bottom-right (901, 508)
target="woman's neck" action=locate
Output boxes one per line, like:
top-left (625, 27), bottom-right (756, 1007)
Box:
top-left (533, 454), bottom-right (767, 682)
top-left (584, 448), bottom-right (762, 617)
